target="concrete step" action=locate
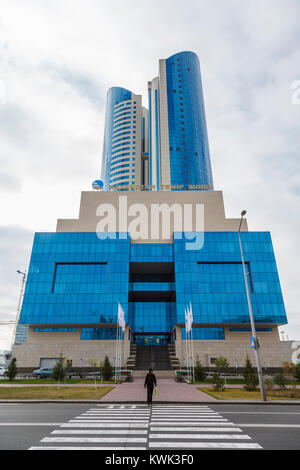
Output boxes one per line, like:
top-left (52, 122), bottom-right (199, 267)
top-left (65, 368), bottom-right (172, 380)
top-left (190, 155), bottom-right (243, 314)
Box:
top-left (133, 370), bottom-right (175, 379)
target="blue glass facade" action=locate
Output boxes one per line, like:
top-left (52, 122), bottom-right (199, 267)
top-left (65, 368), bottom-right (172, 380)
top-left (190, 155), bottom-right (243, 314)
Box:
top-left (20, 233), bottom-right (130, 326)
top-left (174, 232), bottom-right (286, 325)
top-left (20, 231), bottom-right (287, 342)
top-left (165, 51), bottom-right (213, 190)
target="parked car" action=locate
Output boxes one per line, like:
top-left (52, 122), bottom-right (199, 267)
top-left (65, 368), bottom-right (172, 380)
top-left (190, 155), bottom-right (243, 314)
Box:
top-left (0, 366), bottom-right (7, 377)
top-left (32, 367), bottom-right (53, 378)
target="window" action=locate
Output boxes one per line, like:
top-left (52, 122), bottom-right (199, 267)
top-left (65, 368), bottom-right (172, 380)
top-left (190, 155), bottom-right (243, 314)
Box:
top-left (53, 263), bottom-right (107, 294)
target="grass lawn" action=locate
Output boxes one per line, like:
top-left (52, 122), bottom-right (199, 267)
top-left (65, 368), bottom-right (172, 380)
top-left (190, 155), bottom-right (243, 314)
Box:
top-left (198, 387), bottom-right (300, 400)
top-left (194, 379), bottom-right (300, 385)
top-left (0, 378), bottom-right (115, 385)
top-left (0, 386), bottom-right (114, 399)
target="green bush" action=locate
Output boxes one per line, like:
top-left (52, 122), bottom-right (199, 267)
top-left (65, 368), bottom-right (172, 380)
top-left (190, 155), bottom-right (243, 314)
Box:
top-left (7, 357), bottom-right (17, 381)
top-left (295, 363), bottom-right (300, 381)
top-left (214, 356), bottom-right (229, 374)
top-left (243, 355), bottom-right (259, 391)
top-left (273, 373), bottom-right (288, 390)
top-left (212, 372), bottom-right (225, 391)
top-left (51, 356), bottom-right (67, 382)
top-left (102, 356), bottom-right (113, 380)
top-left (194, 356), bottom-right (207, 382)
top-left (211, 357), bottom-right (228, 391)
top-left (264, 377), bottom-right (274, 392)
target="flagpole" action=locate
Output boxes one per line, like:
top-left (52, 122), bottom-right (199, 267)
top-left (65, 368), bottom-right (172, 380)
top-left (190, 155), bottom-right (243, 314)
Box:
top-left (115, 323), bottom-right (119, 382)
top-left (118, 320), bottom-right (121, 380)
top-left (190, 302), bottom-right (195, 383)
top-left (189, 328), bottom-right (192, 382)
top-left (120, 326), bottom-right (122, 374)
top-left (184, 308), bottom-right (188, 377)
top-left (191, 325), bottom-right (195, 383)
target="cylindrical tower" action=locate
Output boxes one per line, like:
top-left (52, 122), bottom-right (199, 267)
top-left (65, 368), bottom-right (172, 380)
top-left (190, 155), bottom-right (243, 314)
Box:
top-left (150, 51), bottom-right (214, 190)
top-left (101, 87), bottom-right (142, 190)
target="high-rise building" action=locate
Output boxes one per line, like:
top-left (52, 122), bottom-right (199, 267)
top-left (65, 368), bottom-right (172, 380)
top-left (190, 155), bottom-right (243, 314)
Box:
top-left (101, 87), bottom-right (146, 191)
top-left (102, 51), bottom-right (213, 191)
top-left (13, 51), bottom-right (289, 371)
top-left (148, 51), bottom-right (213, 191)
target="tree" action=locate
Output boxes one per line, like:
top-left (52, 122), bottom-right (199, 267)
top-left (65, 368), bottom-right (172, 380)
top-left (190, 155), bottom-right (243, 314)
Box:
top-left (295, 363), bottom-right (300, 381)
top-left (89, 358), bottom-right (99, 388)
top-left (282, 362), bottom-right (297, 394)
top-left (243, 355), bottom-right (259, 391)
top-left (51, 355), bottom-right (66, 382)
top-left (212, 356), bottom-right (229, 391)
top-left (194, 355), bottom-right (207, 382)
top-left (273, 373), bottom-right (287, 390)
top-left (212, 372), bottom-right (225, 391)
top-left (102, 356), bottom-right (113, 380)
top-left (215, 356), bottom-right (229, 374)
top-left (7, 357), bottom-right (17, 381)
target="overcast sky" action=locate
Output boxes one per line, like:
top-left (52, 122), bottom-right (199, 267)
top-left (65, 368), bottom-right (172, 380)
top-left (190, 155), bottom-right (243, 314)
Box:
top-left (0, 0), bottom-right (299, 350)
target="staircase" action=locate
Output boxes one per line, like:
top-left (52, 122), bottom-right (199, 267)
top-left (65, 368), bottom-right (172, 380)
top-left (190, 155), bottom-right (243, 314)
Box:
top-left (167, 343), bottom-right (180, 370)
top-left (126, 343), bottom-right (137, 369)
top-left (135, 345), bottom-right (170, 371)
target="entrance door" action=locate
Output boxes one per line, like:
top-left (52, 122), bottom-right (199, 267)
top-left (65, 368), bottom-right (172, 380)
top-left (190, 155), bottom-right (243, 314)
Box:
top-left (135, 334), bottom-right (168, 346)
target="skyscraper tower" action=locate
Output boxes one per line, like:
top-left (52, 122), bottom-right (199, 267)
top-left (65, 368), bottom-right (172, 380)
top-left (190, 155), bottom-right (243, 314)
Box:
top-left (101, 51), bottom-right (214, 191)
top-left (149, 51), bottom-right (214, 190)
top-left (101, 87), bottom-right (147, 191)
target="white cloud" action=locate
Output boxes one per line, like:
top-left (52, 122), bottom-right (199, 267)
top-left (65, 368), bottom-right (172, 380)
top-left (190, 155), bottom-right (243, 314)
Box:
top-left (0, 0), bottom-right (299, 348)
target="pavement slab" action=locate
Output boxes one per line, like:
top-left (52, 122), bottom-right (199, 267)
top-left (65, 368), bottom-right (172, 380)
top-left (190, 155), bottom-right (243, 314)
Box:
top-left (100, 378), bottom-right (217, 402)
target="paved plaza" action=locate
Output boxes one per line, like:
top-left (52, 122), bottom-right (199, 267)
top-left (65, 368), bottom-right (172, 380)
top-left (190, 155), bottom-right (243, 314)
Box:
top-left (100, 378), bottom-right (217, 403)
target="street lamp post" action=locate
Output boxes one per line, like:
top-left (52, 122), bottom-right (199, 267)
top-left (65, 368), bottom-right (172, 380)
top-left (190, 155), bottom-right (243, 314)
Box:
top-left (10, 270), bottom-right (27, 351)
top-left (238, 211), bottom-right (267, 401)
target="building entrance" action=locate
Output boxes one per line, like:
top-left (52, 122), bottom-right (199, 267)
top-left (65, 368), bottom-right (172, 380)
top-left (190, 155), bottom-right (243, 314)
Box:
top-left (134, 334), bottom-right (169, 346)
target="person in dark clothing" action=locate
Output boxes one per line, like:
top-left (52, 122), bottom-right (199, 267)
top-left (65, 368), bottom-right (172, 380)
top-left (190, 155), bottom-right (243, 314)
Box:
top-left (144, 368), bottom-right (157, 405)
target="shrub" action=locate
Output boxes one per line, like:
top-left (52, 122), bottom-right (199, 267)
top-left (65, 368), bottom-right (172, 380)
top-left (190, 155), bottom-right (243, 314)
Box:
top-left (273, 373), bottom-right (287, 390)
top-left (51, 355), bottom-right (66, 382)
top-left (264, 377), bottom-right (274, 392)
top-left (295, 363), bottom-right (300, 381)
top-left (214, 356), bottom-right (229, 374)
top-left (194, 356), bottom-right (207, 382)
top-left (7, 357), bottom-right (17, 381)
top-left (212, 372), bottom-right (225, 391)
top-left (211, 356), bottom-right (228, 391)
top-left (102, 356), bottom-right (113, 380)
top-left (243, 355), bottom-right (259, 391)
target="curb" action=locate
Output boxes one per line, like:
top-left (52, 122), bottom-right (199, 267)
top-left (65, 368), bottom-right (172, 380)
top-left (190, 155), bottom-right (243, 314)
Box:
top-left (0, 400), bottom-right (299, 405)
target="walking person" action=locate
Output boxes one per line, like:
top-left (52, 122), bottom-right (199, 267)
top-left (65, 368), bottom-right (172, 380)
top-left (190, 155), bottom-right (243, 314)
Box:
top-left (144, 368), bottom-right (157, 405)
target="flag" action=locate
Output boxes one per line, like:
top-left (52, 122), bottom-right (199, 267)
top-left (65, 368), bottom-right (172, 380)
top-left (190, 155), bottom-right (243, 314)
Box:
top-left (189, 302), bottom-right (193, 324)
top-left (186, 302), bottom-right (193, 333)
top-left (184, 307), bottom-right (189, 334)
top-left (118, 302), bottom-right (126, 332)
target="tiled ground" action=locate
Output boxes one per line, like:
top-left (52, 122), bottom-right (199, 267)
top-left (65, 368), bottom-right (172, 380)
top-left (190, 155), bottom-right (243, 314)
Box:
top-left (100, 378), bottom-right (216, 402)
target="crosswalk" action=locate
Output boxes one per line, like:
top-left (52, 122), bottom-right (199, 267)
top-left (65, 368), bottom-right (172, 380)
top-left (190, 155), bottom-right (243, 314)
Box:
top-left (29, 405), bottom-right (150, 450)
top-left (29, 404), bottom-right (262, 450)
top-left (149, 405), bottom-right (262, 449)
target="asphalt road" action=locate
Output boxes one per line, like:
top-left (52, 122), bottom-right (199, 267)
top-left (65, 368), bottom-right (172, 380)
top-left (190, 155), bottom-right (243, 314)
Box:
top-left (0, 403), bottom-right (299, 450)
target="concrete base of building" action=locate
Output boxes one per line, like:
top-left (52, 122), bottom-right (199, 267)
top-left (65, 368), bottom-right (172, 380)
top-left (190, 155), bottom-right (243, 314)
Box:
top-left (12, 325), bottom-right (292, 370)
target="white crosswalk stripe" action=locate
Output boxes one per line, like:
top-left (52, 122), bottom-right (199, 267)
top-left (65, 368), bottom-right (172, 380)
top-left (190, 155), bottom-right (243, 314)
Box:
top-left (28, 403), bottom-right (263, 450)
top-left (29, 404), bottom-right (150, 450)
top-left (149, 405), bottom-right (263, 449)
